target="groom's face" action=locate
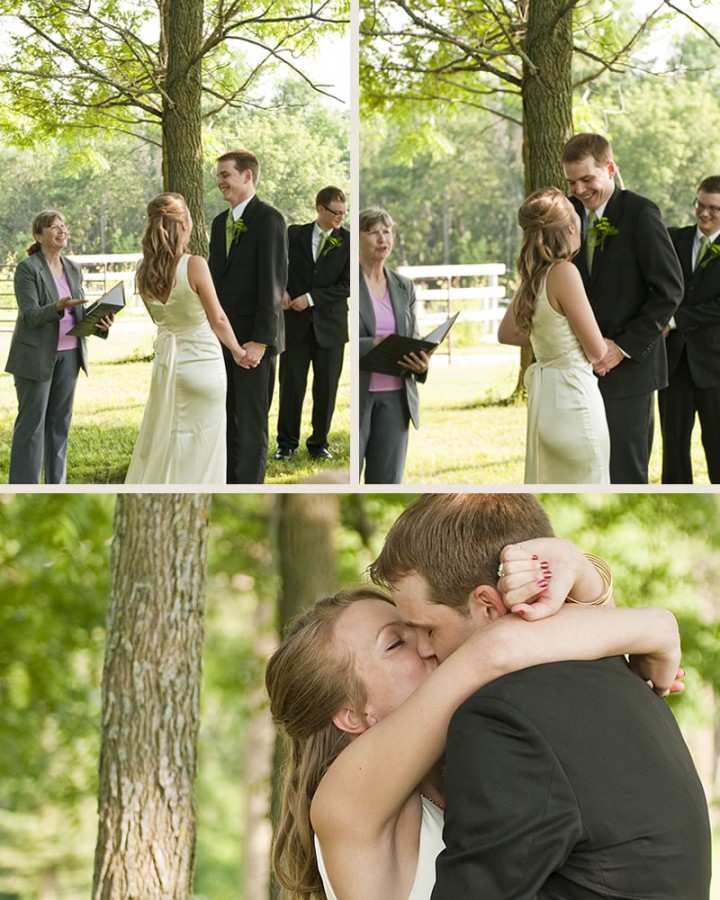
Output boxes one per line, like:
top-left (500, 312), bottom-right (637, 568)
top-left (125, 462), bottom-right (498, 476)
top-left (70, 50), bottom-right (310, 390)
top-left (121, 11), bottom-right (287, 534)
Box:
top-left (390, 572), bottom-right (481, 663)
top-left (563, 156), bottom-right (615, 211)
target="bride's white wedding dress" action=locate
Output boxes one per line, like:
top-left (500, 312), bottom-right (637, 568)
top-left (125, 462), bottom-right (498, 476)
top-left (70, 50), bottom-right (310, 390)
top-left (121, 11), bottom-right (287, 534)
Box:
top-left (125, 254), bottom-right (227, 484)
top-left (314, 796), bottom-right (444, 900)
top-left (523, 268), bottom-right (610, 484)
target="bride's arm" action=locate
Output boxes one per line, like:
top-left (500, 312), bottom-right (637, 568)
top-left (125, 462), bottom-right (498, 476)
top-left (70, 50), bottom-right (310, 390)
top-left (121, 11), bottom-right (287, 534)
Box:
top-left (312, 605), bottom-right (679, 842)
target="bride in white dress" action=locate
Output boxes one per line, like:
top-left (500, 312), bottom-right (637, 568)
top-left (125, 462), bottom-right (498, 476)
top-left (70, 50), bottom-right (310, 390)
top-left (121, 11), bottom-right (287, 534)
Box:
top-left (498, 188), bottom-right (610, 484)
top-left (126, 193), bottom-right (248, 484)
top-left (265, 542), bottom-right (680, 900)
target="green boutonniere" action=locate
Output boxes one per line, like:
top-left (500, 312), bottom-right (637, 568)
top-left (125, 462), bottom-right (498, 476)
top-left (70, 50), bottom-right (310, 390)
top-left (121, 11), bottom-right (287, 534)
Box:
top-left (232, 218), bottom-right (248, 244)
top-left (322, 236), bottom-right (343, 256)
top-left (587, 216), bottom-right (619, 251)
top-left (700, 243), bottom-right (720, 269)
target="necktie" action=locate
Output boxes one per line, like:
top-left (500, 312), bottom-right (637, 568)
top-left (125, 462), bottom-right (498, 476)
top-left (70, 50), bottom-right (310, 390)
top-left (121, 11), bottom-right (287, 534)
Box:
top-left (586, 210), bottom-right (598, 271)
top-left (316, 231), bottom-right (328, 261)
top-left (695, 235), bottom-right (711, 270)
top-left (225, 211), bottom-right (235, 256)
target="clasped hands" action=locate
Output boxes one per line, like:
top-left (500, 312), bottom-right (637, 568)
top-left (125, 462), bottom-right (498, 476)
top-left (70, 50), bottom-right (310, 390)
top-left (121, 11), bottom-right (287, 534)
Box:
top-left (593, 338), bottom-right (624, 377)
top-left (496, 538), bottom-right (685, 698)
top-left (235, 341), bottom-right (264, 369)
top-left (283, 290), bottom-right (310, 312)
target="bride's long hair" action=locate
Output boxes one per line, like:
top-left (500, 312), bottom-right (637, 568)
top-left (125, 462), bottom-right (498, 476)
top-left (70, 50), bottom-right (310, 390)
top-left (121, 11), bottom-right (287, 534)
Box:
top-left (511, 187), bottom-right (576, 334)
top-left (265, 587), bottom-right (389, 899)
top-left (135, 192), bottom-right (189, 301)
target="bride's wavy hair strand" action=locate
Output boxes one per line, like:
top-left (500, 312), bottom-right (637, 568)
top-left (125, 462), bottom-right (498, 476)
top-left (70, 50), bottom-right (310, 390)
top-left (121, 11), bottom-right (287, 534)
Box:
top-left (135, 192), bottom-right (189, 301)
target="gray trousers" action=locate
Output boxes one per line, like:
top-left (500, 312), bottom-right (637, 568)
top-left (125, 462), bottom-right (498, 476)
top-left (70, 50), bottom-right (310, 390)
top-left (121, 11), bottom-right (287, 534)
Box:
top-left (360, 389), bottom-right (410, 484)
top-left (9, 349), bottom-right (80, 484)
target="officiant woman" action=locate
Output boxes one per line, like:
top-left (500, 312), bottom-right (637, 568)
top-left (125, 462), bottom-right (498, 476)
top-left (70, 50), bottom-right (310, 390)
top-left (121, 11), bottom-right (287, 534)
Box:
top-left (4, 210), bottom-right (113, 484)
top-left (359, 207), bottom-right (431, 484)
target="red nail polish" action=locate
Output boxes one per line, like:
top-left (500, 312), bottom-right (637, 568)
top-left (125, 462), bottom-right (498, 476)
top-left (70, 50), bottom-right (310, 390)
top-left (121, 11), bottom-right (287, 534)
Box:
top-left (540, 561), bottom-right (550, 569)
top-left (538, 579), bottom-right (548, 588)
top-left (531, 555), bottom-right (539, 560)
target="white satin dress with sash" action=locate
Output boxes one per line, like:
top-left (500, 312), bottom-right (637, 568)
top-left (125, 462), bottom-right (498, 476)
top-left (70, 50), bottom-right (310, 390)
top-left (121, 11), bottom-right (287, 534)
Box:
top-left (125, 254), bottom-right (227, 484)
top-left (523, 267), bottom-right (610, 484)
top-left (314, 796), bottom-right (444, 900)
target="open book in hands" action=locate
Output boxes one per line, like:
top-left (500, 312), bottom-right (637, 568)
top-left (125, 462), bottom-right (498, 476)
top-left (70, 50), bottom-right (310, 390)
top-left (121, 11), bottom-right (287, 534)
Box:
top-left (67, 282), bottom-right (125, 337)
top-left (360, 311), bottom-right (460, 376)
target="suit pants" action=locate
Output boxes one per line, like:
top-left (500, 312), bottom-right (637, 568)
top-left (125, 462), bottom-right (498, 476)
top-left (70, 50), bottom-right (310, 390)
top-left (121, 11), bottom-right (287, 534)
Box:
top-left (360, 389), bottom-right (410, 484)
top-left (9, 348), bottom-right (80, 484)
top-left (277, 333), bottom-right (344, 451)
top-left (658, 347), bottom-right (720, 484)
top-left (224, 348), bottom-right (276, 484)
top-left (602, 391), bottom-right (654, 484)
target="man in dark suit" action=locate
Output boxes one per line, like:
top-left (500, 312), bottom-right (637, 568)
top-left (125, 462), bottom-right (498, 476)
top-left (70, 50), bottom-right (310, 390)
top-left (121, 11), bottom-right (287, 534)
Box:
top-left (562, 133), bottom-right (683, 483)
top-left (208, 149), bottom-right (288, 484)
top-left (659, 175), bottom-right (720, 484)
top-left (275, 186), bottom-right (349, 461)
top-left (370, 493), bottom-right (712, 899)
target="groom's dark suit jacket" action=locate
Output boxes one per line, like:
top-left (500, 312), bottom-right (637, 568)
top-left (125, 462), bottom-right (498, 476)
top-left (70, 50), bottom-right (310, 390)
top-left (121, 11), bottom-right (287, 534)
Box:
top-left (570, 188), bottom-right (682, 400)
top-left (208, 194), bottom-right (288, 352)
top-left (432, 656), bottom-right (711, 899)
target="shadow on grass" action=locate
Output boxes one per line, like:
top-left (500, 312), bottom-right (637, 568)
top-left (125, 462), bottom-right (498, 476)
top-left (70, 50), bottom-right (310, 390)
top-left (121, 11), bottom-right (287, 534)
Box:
top-left (432, 390), bottom-right (527, 413)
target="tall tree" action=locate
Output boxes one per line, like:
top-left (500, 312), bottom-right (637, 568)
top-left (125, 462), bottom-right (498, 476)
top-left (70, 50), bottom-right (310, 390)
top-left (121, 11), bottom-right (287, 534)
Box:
top-left (0, 0), bottom-right (347, 254)
top-left (93, 493), bottom-right (212, 899)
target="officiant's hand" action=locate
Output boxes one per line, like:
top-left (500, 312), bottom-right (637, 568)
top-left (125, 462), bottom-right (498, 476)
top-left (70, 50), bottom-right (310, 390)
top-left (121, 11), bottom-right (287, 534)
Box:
top-left (95, 313), bottom-right (115, 332)
top-left (398, 349), bottom-right (431, 374)
top-left (55, 296), bottom-right (87, 312)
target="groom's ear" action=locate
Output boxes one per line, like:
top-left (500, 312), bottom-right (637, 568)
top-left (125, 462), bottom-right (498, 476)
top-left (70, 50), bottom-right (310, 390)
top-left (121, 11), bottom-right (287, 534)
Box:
top-left (332, 706), bottom-right (370, 736)
top-left (468, 585), bottom-right (508, 622)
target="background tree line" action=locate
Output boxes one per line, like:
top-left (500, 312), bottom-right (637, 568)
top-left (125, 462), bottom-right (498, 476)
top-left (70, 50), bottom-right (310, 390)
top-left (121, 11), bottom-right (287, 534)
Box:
top-left (0, 492), bottom-right (718, 898)
top-left (360, 0), bottom-right (720, 278)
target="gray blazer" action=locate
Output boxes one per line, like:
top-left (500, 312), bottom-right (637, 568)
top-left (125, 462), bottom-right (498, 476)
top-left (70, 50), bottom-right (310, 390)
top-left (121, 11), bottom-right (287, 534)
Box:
top-left (5, 251), bottom-right (94, 382)
top-left (359, 266), bottom-right (424, 429)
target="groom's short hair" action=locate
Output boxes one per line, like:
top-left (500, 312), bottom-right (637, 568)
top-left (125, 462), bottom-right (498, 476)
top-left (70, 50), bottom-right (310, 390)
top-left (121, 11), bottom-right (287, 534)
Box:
top-left (369, 493), bottom-right (554, 611)
top-left (217, 149), bottom-right (260, 184)
top-left (561, 133), bottom-right (613, 166)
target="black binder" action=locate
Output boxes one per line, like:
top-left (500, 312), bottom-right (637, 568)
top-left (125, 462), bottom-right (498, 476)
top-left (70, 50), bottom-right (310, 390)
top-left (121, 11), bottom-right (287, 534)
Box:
top-left (360, 311), bottom-right (460, 376)
top-left (67, 282), bottom-right (125, 337)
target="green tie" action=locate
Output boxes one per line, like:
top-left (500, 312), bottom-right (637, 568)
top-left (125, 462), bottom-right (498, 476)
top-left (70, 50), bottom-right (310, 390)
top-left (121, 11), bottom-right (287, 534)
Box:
top-left (225, 211), bottom-right (235, 256)
top-left (695, 235), bottom-right (711, 270)
top-left (586, 210), bottom-right (598, 271)
top-left (316, 231), bottom-right (328, 260)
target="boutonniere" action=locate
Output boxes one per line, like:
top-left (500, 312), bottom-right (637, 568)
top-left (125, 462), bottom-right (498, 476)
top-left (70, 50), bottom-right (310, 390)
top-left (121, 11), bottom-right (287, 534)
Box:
top-left (232, 218), bottom-right (248, 244)
top-left (322, 236), bottom-right (343, 256)
top-left (587, 216), bottom-right (619, 251)
top-left (700, 244), bottom-right (720, 268)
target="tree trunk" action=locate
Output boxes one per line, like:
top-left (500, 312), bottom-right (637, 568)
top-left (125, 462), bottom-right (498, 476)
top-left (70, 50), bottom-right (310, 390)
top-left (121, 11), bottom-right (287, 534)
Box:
top-left (92, 494), bottom-right (212, 900)
top-left (161, 0), bottom-right (207, 257)
top-left (512, 0), bottom-right (575, 398)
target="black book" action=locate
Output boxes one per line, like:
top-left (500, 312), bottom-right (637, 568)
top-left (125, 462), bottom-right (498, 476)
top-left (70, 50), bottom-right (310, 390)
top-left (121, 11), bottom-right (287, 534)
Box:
top-left (67, 282), bottom-right (125, 337)
top-left (360, 311), bottom-right (460, 376)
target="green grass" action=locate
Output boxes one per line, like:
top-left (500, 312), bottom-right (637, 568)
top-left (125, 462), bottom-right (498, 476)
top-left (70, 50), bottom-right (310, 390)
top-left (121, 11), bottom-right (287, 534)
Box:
top-left (0, 310), bottom-right (350, 484)
top-left (402, 341), bottom-right (712, 485)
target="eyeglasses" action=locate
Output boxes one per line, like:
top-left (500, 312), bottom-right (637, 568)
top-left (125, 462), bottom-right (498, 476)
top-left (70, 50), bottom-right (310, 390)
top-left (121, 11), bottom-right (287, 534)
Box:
top-left (322, 204), bottom-right (346, 218)
top-left (694, 200), bottom-right (720, 216)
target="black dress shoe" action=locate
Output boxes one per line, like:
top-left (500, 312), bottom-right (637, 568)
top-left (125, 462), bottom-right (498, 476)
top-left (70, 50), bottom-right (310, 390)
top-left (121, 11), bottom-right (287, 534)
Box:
top-left (274, 447), bottom-right (295, 461)
top-left (308, 447), bottom-right (334, 460)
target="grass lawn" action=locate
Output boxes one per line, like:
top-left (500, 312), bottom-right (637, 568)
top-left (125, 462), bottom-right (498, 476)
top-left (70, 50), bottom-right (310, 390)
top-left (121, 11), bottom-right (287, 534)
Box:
top-left (0, 310), bottom-right (350, 485)
top-left (402, 340), bottom-right (712, 485)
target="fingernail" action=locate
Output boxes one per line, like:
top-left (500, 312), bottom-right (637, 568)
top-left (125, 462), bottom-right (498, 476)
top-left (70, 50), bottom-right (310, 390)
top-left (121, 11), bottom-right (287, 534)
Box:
top-left (514, 608), bottom-right (525, 616)
top-left (540, 561), bottom-right (550, 569)
top-left (537, 579), bottom-right (548, 588)
top-left (531, 555), bottom-right (539, 560)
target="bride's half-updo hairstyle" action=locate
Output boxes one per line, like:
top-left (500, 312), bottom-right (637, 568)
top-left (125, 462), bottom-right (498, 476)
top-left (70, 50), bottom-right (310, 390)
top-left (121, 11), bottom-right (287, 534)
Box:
top-left (511, 187), bottom-right (576, 334)
top-left (135, 192), bottom-right (189, 301)
top-left (265, 586), bottom-right (391, 900)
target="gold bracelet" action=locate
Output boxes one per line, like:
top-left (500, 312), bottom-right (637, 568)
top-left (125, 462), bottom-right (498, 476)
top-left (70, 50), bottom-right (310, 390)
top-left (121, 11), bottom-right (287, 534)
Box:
top-left (566, 553), bottom-right (613, 606)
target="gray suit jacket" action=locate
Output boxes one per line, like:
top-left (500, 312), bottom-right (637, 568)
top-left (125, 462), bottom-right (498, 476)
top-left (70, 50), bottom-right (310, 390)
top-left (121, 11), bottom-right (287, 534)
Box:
top-left (5, 252), bottom-right (95, 382)
top-left (359, 267), bottom-right (424, 429)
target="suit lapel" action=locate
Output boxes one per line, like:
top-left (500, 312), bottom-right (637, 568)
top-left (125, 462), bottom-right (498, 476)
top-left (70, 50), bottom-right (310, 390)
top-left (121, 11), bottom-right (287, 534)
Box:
top-left (223, 195), bottom-right (258, 273)
top-left (359, 271), bottom-right (376, 336)
top-left (302, 222), bottom-right (315, 264)
top-left (588, 187), bottom-right (620, 283)
top-left (387, 270), bottom-right (408, 335)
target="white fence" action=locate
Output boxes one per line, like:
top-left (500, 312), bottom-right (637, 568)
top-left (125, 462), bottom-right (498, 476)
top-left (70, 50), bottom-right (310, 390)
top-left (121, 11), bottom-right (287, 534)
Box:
top-left (395, 263), bottom-right (507, 361)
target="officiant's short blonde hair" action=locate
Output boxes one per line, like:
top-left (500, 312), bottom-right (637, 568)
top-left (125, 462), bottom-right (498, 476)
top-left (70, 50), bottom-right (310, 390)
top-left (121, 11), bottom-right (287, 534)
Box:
top-left (369, 494), bottom-right (554, 612)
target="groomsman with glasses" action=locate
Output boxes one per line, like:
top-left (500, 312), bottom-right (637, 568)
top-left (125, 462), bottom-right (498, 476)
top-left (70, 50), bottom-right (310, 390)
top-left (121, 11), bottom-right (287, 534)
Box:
top-left (275, 186), bottom-right (350, 462)
top-left (660, 176), bottom-right (720, 483)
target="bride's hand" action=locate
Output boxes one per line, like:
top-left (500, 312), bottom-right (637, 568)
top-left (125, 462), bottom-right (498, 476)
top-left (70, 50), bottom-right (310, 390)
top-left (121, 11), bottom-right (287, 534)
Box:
top-left (629, 622), bottom-right (684, 697)
top-left (497, 538), bottom-right (606, 620)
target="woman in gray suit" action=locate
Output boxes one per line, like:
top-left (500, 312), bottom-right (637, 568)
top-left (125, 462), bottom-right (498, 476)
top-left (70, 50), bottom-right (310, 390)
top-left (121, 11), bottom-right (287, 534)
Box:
top-left (4, 210), bottom-right (113, 483)
top-left (359, 208), bottom-right (431, 483)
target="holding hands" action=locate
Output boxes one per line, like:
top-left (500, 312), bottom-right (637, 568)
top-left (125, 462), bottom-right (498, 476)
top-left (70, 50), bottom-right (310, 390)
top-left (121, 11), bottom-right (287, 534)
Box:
top-left (593, 337), bottom-right (624, 376)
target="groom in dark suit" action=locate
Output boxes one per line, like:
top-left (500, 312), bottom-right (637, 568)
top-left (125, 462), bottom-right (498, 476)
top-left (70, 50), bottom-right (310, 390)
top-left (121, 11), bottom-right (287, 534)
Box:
top-left (659, 175), bottom-right (720, 484)
top-left (275, 186), bottom-right (349, 461)
top-left (209, 149), bottom-right (288, 484)
top-left (562, 133), bottom-right (683, 483)
top-left (370, 493), bottom-right (711, 899)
